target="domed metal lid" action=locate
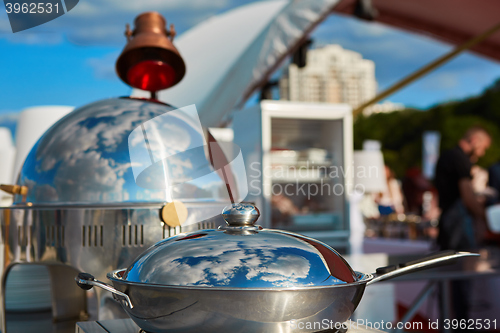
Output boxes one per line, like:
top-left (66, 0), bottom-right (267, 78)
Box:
top-left (121, 203), bottom-right (358, 288)
top-left (14, 98), bottom-right (241, 206)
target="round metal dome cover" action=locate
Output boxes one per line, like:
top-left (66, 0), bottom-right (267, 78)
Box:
top-left (121, 203), bottom-right (358, 288)
top-left (15, 98), bottom-right (231, 206)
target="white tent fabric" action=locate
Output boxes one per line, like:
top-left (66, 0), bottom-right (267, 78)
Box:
top-left (133, 0), bottom-right (340, 127)
top-left (333, 0), bottom-right (500, 62)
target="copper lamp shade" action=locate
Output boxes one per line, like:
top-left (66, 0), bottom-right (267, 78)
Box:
top-left (116, 12), bottom-right (186, 93)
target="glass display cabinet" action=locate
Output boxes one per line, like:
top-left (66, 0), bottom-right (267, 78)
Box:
top-left (232, 100), bottom-right (353, 252)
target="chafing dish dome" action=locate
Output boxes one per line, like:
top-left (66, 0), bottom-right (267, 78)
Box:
top-left (14, 98), bottom-right (233, 206)
top-left (118, 203), bottom-right (358, 288)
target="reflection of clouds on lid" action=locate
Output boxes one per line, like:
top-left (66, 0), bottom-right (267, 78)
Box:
top-left (128, 104), bottom-right (249, 203)
top-left (222, 202), bottom-right (259, 215)
top-left (15, 98), bottom-right (234, 206)
top-left (123, 230), bottom-right (353, 288)
top-left (128, 108), bottom-right (200, 176)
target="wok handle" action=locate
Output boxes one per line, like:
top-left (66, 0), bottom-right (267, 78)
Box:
top-left (75, 272), bottom-right (134, 309)
top-left (366, 251), bottom-right (479, 286)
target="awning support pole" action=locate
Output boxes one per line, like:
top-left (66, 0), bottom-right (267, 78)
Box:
top-left (353, 21), bottom-right (500, 116)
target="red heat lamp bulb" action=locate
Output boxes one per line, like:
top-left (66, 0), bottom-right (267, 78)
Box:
top-left (127, 60), bottom-right (176, 92)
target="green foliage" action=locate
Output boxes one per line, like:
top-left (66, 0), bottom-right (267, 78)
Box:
top-left (354, 82), bottom-right (500, 178)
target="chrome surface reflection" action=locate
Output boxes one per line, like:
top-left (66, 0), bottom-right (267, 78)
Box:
top-left (123, 228), bottom-right (357, 288)
top-left (106, 268), bottom-right (369, 333)
top-left (15, 98), bottom-right (232, 205)
top-left (221, 202), bottom-right (260, 226)
top-left (0, 204), bottom-right (227, 326)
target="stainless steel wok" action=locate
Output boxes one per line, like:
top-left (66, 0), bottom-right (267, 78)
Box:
top-left (76, 203), bottom-right (478, 333)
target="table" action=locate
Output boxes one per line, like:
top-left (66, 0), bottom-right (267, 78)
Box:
top-left (346, 250), bottom-right (500, 333)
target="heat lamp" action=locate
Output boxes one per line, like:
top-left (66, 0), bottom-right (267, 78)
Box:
top-left (116, 12), bottom-right (186, 99)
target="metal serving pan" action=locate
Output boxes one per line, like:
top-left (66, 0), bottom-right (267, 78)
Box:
top-left (77, 203), bottom-right (477, 333)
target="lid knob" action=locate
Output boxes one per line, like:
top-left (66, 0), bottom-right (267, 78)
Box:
top-left (222, 203), bottom-right (260, 227)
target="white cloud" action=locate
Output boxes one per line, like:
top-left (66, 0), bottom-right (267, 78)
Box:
top-left (423, 71), bottom-right (459, 90)
top-left (69, 1), bottom-right (99, 16)
top-left (1, 27), bottom-right (64, 44)
top-left (2, 0), bottom-right (249, 46)
top-left (87, 51), bottom-right (120, 80)
top-left (29, 100), bottom-right (171, 202)
top-left (54, 150), bottom-right (127, 202)
top-left (0, 113), bottom-right (19, 139)
top-left (130, 235), bottom-right (326, 288)
top-left (317, 15), bottom-right (391, 38)
top-left (70, 0), bottom-right (231, 17)
top-left (315, 14), bottom-right (449, 61)
top-left (0, 17), bottom-right (12, 33)
top-left (0, 112), bottom-right (19, 122)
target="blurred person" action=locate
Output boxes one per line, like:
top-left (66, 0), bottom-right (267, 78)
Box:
top-left (487, 161), bottom-right (500, 204)
top-left (471, 165), bottom-right (488, 193)
top-left (471, 165), bottom-right (496, 205)
top-left (402, 167), bottom-right (433, 215)
top-left (435, 127), bottom-right (491, 250)
top-left (482, 163), bottom-right (500, 243)
top-left (375, 165), bottom-right (405, 216)
top-left (434, 126), bottom-right (491, 327)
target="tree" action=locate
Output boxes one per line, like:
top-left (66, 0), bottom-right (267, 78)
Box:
top-left (354, 81), bottom-right (500, 178)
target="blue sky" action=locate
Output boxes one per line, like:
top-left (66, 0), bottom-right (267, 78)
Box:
top-left (1, 0), bottom-right (500, 121)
